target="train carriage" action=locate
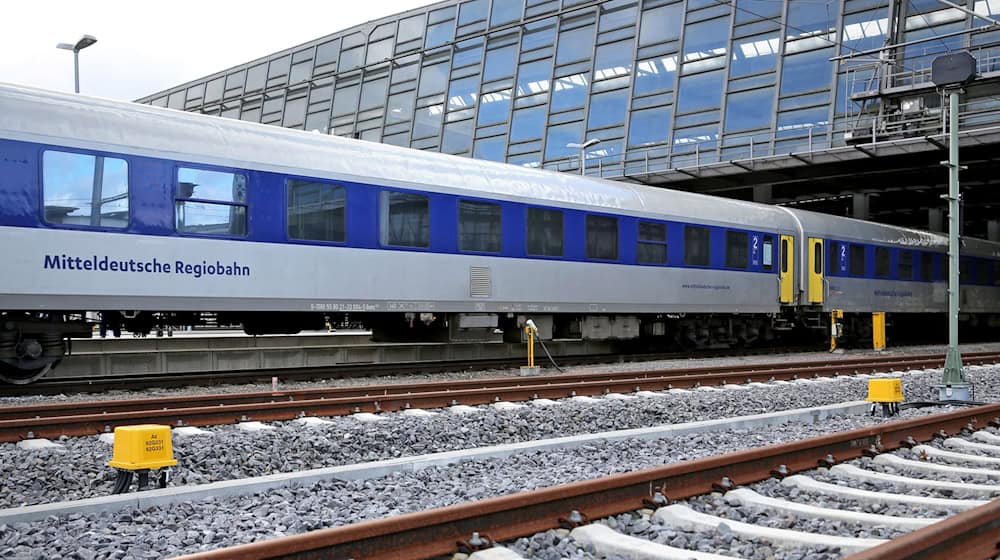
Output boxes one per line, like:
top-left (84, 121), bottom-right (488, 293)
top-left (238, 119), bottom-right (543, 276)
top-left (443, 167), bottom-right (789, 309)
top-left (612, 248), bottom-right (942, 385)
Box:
top-left (1, 83), bottom-right (999, 383)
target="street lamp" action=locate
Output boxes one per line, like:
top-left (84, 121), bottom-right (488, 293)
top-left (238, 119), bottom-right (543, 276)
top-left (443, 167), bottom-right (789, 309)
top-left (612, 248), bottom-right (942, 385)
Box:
top-left (567, 138), bottom-right (601, 176)
top-left (56, 35), bottom-right (98, 94)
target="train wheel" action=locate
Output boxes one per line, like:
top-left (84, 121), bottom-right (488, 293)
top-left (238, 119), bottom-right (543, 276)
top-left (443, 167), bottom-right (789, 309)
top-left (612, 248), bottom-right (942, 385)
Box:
top-left (0, 362), bottom-right (54, 384)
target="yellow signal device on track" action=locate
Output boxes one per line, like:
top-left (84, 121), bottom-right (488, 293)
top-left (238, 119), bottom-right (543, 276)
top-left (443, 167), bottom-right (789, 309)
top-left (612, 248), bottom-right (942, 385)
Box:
top-left (107, 424), bottom-right (177, 471)
top-left (867, 378), bottom-right (903, 417)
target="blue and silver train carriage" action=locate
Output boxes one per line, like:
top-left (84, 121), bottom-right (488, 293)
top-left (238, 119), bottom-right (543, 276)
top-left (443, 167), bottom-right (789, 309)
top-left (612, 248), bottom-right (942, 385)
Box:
top-left (1, 83), bottom-right (998, 383)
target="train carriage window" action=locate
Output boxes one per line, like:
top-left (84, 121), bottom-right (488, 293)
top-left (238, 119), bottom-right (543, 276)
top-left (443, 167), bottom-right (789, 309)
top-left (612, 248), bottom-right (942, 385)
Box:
top-left (637, 221), bottom-right (667, 264)
top-left (780, 238), bottom-right (789, 273)
top-left (287, 180), bottom-right (345, 242)
top-left (849, 245), bottom-right (865, 276)
top-left (526, 207), bottom-right (564, 256)
top-left (684, 226), bottom-right (711, 266)
top-left (725, 231), bottom-right (749, 269)
top-left (898, 250), bottom-right (914, 280)
top-left (459, 200), bottom-right (501, 253)
top-left (380, 190), bottom-right (429, 247)
top-left (762, 235), bottom-right (774, 271)
top-left (813, 241), bottom-right (822, 274)
top-left (960, 257), bottom-right (971, 283)
top-left (586, 215), bottom-right (619, 260)
top-left (875, 247), bottom-right (890, 278)
top-left (976, 259), bottom-right (990, 285)
top-left (920, 252), bottom-right (935, 281)
top-left (994, 261), bottom-right (1000, 286)
top-left (176, 167), bottom-right (247, 236)
top-left (42, 150), bottom-right (129, 228)
top-left (827, 241), bottom-right (839, 275)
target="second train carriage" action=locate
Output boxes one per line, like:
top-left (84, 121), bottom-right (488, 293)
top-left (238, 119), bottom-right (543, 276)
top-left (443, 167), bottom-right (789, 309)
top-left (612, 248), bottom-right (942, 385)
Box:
top-left (1, 83), bottom-right (999, 383)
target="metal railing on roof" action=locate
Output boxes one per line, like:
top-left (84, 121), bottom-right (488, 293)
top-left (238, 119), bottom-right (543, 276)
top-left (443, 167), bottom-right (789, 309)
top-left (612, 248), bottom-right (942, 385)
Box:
top-left (543, 94), bottom-right (1000, 180)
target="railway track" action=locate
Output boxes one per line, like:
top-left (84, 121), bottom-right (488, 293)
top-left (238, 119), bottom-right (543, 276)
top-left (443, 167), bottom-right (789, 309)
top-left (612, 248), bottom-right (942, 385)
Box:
top-left (171, 404), bottom-right (1000, 560)
top-left (4, 344), bottom-right (806, 396)
top-left (3, 351), bottom-right (999, 442)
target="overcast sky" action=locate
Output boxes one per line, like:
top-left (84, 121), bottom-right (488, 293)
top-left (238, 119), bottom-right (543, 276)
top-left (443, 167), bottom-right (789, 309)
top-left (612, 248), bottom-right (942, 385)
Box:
top-left (1, 0), bottom-right (435, 101)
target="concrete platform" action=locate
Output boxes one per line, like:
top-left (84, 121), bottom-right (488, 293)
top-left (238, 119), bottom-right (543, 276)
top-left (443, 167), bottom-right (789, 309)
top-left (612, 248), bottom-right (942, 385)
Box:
top-left (50, 338), bottom-right (618, 379)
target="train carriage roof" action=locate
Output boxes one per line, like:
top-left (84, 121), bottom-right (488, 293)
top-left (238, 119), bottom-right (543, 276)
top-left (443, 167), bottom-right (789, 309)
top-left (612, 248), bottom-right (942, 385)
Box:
top-left (0, 82), bottom-right (791, 229)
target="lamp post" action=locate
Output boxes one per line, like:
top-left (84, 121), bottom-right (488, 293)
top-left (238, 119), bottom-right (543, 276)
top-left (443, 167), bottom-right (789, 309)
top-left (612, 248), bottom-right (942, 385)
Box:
top-left (931, 51), bottom-right (977, 402)
top-left (56, 35), bottom-right (98, 94)
top-left (567, 138), bottom-right (601, 176)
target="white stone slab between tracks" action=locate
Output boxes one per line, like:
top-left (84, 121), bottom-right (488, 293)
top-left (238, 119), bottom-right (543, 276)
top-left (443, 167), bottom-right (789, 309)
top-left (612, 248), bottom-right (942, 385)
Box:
top-left (468, 547), bottom-right (525, 560)
top-left (173, 427), bottom-right (213, 437)
top-left (295, 417), bottom-right (334, 427)
top-left (724, 488), bottom-right (935, 530)
top-left (876, 450), bottom-right (1000, 476)
top-left (830, 464), bottom-right (1000, 494)
top-left (781, 475), bottom-right (986, 510)
top-left (570, 523), bottom-right (742, 560)
top-left (97, 433), bottom-right (115, 445)
top-left (15, 439), bottom-right (63, 451)
top-left (448, 405), bottom-right (482, 415)
top-left (237, 421), bottom-right (273, 432)
top-left (652, 504), bottom-right (885, 554)
top-left (973, 431), bottom-right (1000, 445)
top-left (0, 400), bottom-right (868, 524)
top-left (944, 437), bottom-right (1000, 454)
top-left (916, 443), bottom-right (1000, 466)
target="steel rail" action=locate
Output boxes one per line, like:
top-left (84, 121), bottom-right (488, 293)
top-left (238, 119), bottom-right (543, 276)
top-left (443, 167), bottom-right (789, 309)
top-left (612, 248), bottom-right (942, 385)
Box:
top-left (2, 349), bottom-right (986, 420)
top-left (3, 352), bottom-right (999, 442)
top-left (846, 498), bottom-right (1000, 560)
top-left (172, 404), bottom-right (1000, 560)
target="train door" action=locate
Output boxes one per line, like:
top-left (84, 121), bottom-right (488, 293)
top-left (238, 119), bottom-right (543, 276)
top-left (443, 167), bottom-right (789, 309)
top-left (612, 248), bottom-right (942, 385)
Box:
top-left (808, 237), bottom-right (824, 304)
top-left (779, 235), bottom-right (794, 304)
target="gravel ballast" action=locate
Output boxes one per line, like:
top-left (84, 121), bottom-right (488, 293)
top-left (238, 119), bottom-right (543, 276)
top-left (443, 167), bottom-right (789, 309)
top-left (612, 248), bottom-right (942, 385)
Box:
top-left (4, 365), bottom-right (999, 508)
top-left (1, 361), bottom-right (998, 559)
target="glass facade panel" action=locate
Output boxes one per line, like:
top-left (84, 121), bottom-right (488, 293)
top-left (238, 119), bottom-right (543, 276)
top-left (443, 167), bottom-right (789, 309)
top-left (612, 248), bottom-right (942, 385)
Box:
top-left (594, 39), bottom-right (634, 81)
top-left (448, 75), bottom-right (480, 111)
top-left (776, 105), bottom-right (829, 137)
top-left (634, 55), bottom-right (677, 95)
top-left (478, 88), bottom-right (512, 125)
top-left (484, 45), bottom-right (518, 81)
top-left (735, 0), bottom-right (782, 23)
top-left (730, 33), bottom-right (779, 77)
top-left (683, 18), bottom-right (729, 61)
top-left (544, 121), bottom-right (583, 160)
top-left (724, 87), bottom-right (775, 131)
top-left (780, 47), bottom-right (835, 95)
top-left (556, 25), bottom-right (595, 65)
top-left (676, 70), bottom-right (724, 113)
top-left (387, 91), bottom-right (415, 124)
top-left (551, 73), bottom-right (589, 111)
top-left (510, 106), bottom-right (546, 141)
top-left (786, 1), bottom-right (836, 37)
top-left (517, 59), bottom-right (552, 96)
top-left (419, 62), bottom-right (451, 97)
top-left (426, 20), bottom-right (455, 48)
top-left (628, 106), bottom-right (671, 146)
top-left (442, 119), bottom-right (474, 153)
top-left (359, 78), bottom-right (388, 112)
top-left (588, 89), bottom-right (628, 129)
top-left (413, 105), bottom-right (444, 139)
top-left (473, 135), bottom-right (507, 161)
top-left (491, 0), bottom-right (522, 26)
top-left (639, 4), bottom-right (683, 45)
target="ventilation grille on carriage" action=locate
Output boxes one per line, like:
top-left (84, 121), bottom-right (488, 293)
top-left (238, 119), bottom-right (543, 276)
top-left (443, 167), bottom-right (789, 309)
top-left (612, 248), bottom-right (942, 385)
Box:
top-left (470, 267), bottom-right (492, 298)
